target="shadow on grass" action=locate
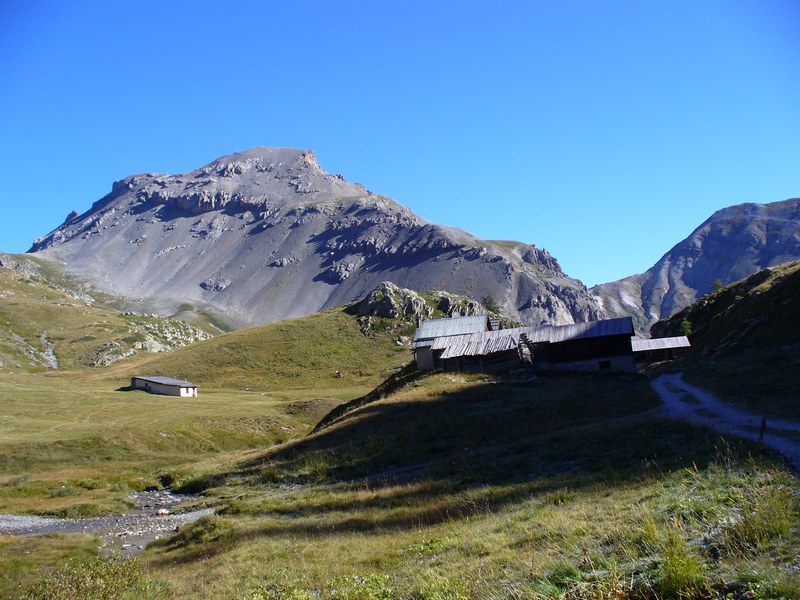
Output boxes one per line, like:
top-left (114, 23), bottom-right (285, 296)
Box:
top-left (234, 373), bottom-right (749, 485)
top-left (155, 478), bottom-right (578, 564)
top-left (156, 372), bottom-right (770, 564)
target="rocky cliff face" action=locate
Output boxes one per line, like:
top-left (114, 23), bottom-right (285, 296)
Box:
top-left (592, 198), bottom-right (800, 332)
top-left (31, 147), bottom-right (602, 329)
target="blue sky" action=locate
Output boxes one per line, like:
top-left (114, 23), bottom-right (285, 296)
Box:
top-left (1, 1), bottom-right (798, 286)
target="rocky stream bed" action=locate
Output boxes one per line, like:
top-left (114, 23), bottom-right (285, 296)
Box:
top-left (0, 489), bottom-right (213, 556)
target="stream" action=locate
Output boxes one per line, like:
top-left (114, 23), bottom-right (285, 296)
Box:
top-left (0, 489), bottom-right (214, 556)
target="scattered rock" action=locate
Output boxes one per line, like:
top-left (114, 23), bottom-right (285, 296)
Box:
top-left (0, 489), bottom-right (213, 557)
top-left (200, 274), bottom-right (231, 292)
top-left (268, 257), bottom-right (296, 267)
top-left (433, 291), bottom-right (484, 318)
top-left (0, 253), bottom-right (40, 277)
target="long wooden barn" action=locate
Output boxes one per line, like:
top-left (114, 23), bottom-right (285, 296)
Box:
top-left (412, 316), bottom-right (638, 373)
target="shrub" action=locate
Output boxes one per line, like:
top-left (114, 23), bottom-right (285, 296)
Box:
top-left (21, 556), bottom-right (146, 600)
top-left (481, 295), bottom-right (500, 313)
top-left (678, 317), bottom-right (692, 337)
top-left (171, 515), bottom-right (235, 547)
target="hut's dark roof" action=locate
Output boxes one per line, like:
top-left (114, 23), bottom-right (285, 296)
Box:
top-left (132, 375), bottom-right (198, 387)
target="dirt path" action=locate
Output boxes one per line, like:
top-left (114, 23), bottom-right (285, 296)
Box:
top-left (652, 373), bottom-right (800, 470)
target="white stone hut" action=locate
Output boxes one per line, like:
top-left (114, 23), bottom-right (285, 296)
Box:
top-left (130, 376), bottom-right (199, 397)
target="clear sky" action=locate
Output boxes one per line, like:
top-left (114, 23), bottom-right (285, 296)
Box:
top-left (1, 1), bottom-right (798, 286)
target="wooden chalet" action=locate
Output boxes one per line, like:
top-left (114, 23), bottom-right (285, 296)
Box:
top-left (520, 318), bottom-right (636, 372)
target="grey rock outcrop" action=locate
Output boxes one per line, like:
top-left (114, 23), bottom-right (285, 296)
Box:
top-left (30, 147), bottom-right (602, 329)
top-left (0, 253), bottom-right (40, 277)
top-left (592, 198), bottom-right (800, 333)
top-left (430, 291), bottom-right (485, 318)
top-left (347, 282), bottom-right (433, 320)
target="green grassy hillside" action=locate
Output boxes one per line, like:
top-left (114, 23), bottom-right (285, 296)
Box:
top-left (130, 373), bottom-right (797, 599)
top-left (0, 301), bottom-right (414, 517)
top-left (131, 307), bottom-right (411, 391)
top-left (653, 259), bottom-right (800, 419)
top-left (0, 285), bottom-right (417, 596)
top-left (2, 260), bottom-right (798, 598)
top-left (4, 360), bottom-right (798, 599)
top-left (0, 265), bottom-right (209, 372)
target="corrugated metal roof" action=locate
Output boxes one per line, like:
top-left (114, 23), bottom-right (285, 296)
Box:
top-left (411, 315), bottom-right (488, 348)
top-left (431, 327), bottom-right (521, 351)
top-left (631, 336), bottom-right (691, 352)
top-left (519, 317), bottom-right (634, 344)
top-left (438, 332), bottom-right (519, 359)
top-left (133, 375), bottom-right (198, 387)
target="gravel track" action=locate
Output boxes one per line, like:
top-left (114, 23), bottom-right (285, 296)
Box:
top-left (652, 372), bottom-right (800, 470)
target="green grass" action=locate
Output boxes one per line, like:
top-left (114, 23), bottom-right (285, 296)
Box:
top-left (0, 534), bottom-right (101, 598)
top-left (122, 373), bottom-right (797, 599)
top-left (0, 371), bottom-right (347, 518)
top-left (0, 266), bottom-right (209, 372)
top-left (2, 257), bottom-right (799, 598)
top-left (18, 554), bottom-right (159, 600)
top-left (133, 307), bottom-right (410, 391)
top-left (138, 450), bottom-right (798, 599)
top-left (3, 370), bottom-right (798, 599)
top-left (0, 298), bottom-right (417, 597)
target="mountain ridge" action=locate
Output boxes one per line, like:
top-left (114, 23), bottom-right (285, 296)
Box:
top-left (592, 198), bottom-right (800, 332)
top-left (29, 147), bottom-right (602, 329)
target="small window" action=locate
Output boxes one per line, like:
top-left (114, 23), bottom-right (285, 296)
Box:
top-left (598, 360), bottom-right (611, 371)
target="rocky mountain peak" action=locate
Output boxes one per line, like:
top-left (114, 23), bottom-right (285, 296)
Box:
top-left (89, 147), bottom-right (371, 220)
top-left (28, 147), bottom-right (603, 329)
